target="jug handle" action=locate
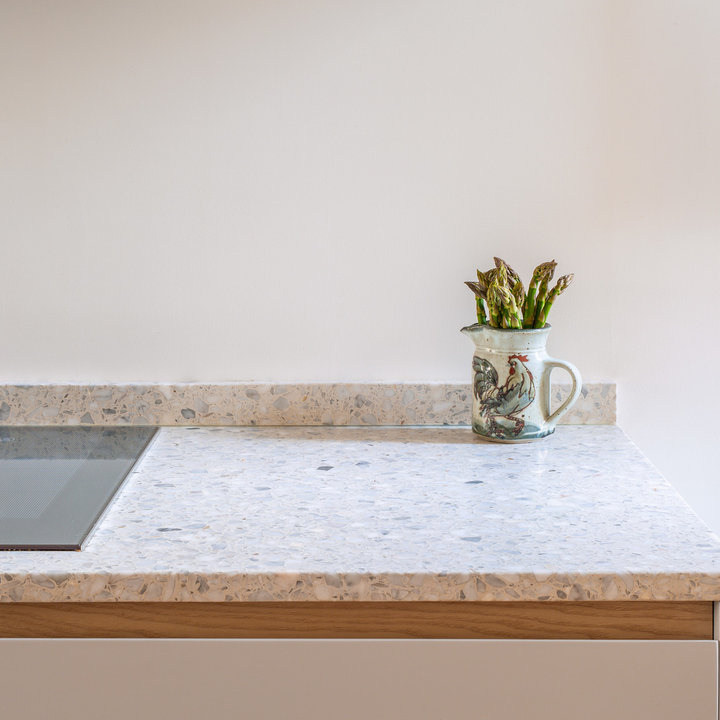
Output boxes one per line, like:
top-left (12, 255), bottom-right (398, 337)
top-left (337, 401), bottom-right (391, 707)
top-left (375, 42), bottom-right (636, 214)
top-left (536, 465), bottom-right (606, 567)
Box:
top-left (542, 358), bottom-right (582, 428)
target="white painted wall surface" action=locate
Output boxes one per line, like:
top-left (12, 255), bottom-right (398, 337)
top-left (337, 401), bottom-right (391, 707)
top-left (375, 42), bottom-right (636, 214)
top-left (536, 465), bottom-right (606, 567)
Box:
top-left (1, 2), bottom-right (719, 529)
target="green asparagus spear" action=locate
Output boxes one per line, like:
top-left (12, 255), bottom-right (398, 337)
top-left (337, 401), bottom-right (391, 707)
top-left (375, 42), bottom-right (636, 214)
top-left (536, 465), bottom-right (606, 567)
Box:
top-left (494, 257), bottom-right (521, 288)
top-left (532, 261), bottom-right (558, 327)
top-left (535, 273), bottom-right (574, 327)
top-left (523, 260), bottom-right (556, 328)
top-left (465, 281), bottom-right (486, 299)
top-left (480, 268), bottom-right (498, 290)
top-left (522, 265), bottom-right (542, 327)
top-left (486, 280), bottom-right (502, 328)
top-left (499, 257), bottom-right (526, 319)
top-left (496, 285), bottom-right (522, 329)
top-left (535, 261), bottom-right (557, 304)
top-left (495, 262), bottom-right (509, 289)
top-left (511, 278), bottom-right (526, 315)
top-left (475, 296), bottom-right (488, 325)
top-left (465, 281), bottom-right (489, 324)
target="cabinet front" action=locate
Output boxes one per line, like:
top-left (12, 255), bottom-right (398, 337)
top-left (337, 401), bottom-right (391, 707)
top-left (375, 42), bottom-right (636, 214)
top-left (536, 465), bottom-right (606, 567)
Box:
top-left (1, 638), bottom-right (716, 720)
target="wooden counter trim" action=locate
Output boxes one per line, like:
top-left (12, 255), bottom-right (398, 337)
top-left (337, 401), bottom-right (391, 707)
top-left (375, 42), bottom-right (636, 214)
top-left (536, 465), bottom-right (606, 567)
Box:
top-left (0, 601), bottom-right (712, 639)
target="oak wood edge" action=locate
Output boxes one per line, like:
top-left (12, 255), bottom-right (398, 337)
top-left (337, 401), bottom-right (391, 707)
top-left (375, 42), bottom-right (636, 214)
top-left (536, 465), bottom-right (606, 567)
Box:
top-left (0, 601), bottom-right (712, 640)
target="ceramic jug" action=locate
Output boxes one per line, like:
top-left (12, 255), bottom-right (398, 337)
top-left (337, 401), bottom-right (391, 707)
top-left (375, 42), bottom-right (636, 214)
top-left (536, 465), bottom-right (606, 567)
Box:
top-left (460, 323), bottom-right (582, 442)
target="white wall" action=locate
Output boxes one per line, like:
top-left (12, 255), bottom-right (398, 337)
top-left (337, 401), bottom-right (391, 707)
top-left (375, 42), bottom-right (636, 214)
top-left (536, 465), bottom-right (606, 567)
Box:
top-left (607, 0), bottom-right (720, 534)
top-left (1, 2), bottom-right (719, 530)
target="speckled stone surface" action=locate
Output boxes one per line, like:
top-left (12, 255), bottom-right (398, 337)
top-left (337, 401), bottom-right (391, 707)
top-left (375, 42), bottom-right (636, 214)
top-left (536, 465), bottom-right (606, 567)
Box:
top-left (1, 424), bottom-right (719, 603)
top-left (0, 382), bottom-right (615, 426)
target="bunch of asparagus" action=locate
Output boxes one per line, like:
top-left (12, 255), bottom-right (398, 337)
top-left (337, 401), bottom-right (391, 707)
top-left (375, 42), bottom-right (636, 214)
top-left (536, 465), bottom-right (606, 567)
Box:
top-left (465, 258), bottom-right (573, 329)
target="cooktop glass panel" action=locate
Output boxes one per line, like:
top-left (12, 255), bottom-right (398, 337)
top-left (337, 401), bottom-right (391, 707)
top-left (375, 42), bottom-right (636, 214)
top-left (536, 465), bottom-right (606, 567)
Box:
top-left (0, 427), bottom-right (156, 550)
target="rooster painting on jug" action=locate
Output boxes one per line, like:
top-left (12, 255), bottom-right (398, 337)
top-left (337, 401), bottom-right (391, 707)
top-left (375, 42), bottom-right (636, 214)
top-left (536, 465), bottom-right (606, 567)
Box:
top-left (472, 353), bottom-right (536, 439)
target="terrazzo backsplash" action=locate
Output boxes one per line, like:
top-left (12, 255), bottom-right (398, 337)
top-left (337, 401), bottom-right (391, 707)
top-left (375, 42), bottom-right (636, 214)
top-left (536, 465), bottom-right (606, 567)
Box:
top-left (0, 383), bottom-right (615, 426)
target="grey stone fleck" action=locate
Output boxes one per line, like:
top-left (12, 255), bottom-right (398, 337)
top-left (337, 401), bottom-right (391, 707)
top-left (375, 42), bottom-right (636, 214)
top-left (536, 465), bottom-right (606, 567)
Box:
top-left (181, 408), bottom-right (196, 419)
top-left (194, 399), bottom-right (209, 414)
top-left (486, 575), bottom-right (506, 588)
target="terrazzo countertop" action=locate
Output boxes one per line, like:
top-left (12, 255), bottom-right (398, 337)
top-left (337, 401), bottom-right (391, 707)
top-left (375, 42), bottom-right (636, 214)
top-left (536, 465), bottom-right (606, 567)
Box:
top-left (2, 425), bottom-right (720, 603)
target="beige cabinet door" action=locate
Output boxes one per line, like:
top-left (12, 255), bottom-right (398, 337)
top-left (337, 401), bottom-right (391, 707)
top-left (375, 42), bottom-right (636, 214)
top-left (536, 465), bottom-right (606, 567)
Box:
top-left (0, 639), bottom-right (716, 720)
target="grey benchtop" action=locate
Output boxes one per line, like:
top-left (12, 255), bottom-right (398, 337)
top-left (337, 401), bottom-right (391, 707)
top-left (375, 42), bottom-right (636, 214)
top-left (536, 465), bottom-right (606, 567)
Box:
top-left (1, 424), bottom-right (719, 603)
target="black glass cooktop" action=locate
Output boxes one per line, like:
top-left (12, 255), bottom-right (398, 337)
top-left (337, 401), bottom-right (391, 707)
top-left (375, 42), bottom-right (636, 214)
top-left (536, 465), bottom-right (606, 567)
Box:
top-left (0, 427), bottom-right (156, 551)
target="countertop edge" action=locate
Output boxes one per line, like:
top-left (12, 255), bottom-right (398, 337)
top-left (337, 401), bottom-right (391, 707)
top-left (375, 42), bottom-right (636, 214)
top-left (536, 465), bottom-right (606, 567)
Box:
top-left (3, 570), bottom-right (720, 603)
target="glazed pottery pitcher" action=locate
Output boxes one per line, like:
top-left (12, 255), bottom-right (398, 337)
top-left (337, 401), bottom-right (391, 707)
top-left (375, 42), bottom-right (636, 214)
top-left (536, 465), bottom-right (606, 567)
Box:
top-left (460, 323), bottom-right (582, 442)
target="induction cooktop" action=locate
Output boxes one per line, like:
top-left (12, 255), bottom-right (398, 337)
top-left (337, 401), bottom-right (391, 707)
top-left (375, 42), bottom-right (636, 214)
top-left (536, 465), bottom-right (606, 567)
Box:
top-left (0, 426), bottom-right (156, 550)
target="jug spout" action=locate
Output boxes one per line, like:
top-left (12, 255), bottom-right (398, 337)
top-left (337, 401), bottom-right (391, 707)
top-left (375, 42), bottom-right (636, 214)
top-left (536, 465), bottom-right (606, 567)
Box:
top-left (460, 323), bottom-right (487, 348)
